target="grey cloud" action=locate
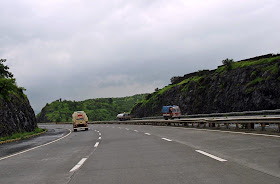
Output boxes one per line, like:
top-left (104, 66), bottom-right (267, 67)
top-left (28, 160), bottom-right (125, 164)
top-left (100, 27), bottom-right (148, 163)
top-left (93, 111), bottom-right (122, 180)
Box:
top-left (0, 0), bottom-right (279, 112)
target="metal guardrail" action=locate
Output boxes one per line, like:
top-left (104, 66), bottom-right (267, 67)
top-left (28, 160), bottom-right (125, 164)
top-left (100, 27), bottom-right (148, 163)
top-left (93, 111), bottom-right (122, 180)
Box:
top-left (133, 109), bottom-right (280, 120)
top-left (92, 116), bottom-right (280, 132)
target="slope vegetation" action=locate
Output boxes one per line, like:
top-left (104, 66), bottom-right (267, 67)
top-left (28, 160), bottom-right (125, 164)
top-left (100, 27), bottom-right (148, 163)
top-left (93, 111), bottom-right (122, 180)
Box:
top-left (37, 94), bottom-right (146, 122)
top-left (131, 54), bottom-right (280, 117)
top-left (0, 60), bottom-right (37, 137)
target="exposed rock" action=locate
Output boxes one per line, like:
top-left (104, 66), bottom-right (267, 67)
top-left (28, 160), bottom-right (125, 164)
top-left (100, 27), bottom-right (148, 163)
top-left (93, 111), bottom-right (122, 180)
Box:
top-left (0, 94), bottom-right (37, 137)
top-left (131, 54), bottom-right (280, 117)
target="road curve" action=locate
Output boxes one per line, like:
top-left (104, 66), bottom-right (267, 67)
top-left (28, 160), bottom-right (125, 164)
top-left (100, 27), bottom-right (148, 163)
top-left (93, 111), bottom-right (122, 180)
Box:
top-left (0, 124), bottom-right (279, 184)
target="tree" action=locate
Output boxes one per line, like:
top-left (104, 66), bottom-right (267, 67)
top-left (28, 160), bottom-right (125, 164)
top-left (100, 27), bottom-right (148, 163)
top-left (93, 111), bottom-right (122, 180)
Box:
top-left (222, 58), bottom-right (233, 66)
top-left (0, 59), bottom-right (13, 78)
top-left (170, 76), bottom-right (180, 84)
top-left (0, 59), bottom-right (21, 100)
top-left (0, 78), bottom-right (18, 100)
top-left (222, 58), bottom-right (234, 70)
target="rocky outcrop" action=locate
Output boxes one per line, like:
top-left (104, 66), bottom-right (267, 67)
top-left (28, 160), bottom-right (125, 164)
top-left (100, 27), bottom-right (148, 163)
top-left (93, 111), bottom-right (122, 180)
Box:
top-left (131, 54), bottom-right (280, 117)
top-left (0, 94), bottom-right (37, 137)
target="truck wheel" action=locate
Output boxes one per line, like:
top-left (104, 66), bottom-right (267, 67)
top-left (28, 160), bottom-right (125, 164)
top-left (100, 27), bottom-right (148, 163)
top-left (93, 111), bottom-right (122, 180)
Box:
top-left (85, 128), bottom-right (88, 131)
top-left (74, 129), bottom-right (77, 132)
top-left (164, 117), bottom-right (168, 120)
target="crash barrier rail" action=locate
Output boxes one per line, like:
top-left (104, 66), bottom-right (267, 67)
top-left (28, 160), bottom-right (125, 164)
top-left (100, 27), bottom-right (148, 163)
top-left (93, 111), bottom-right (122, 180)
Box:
top-left (92, 117), bottom-right (280, 132)
top-left (134, 109), bottom-right (280, 120)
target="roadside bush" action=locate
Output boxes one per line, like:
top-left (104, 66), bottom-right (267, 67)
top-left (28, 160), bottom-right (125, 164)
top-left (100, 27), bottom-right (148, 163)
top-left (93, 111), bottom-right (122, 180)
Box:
top-left (222, 58), bottom-right (234, 70)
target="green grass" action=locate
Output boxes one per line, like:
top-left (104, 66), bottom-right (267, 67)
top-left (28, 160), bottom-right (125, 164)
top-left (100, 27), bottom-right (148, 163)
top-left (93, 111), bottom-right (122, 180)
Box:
top-left (262, 63), bottom-right (279, 74)
top-left (0, 128), bottom-right (46, 142)
top-left (216, 56), bottom-right (280, 73)
top-left (157, 84), bottom-right (175, 95)
top-left (250, 71), bottom-right (257, 78)
top-left (247, 77), bottom-right (264, 87)
top-left (178, 75), bottom-right (205, 85)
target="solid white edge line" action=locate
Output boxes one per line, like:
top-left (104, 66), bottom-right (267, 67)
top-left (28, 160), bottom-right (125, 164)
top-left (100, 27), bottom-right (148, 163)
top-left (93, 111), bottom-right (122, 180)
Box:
top-left (161, 138), bottom-right (172, 141)
top-left (196, 150), bottom-right (227, 162)
top-left (0, 129), bottom-right (72, 161)
top-left (145, 133), bottom-right (151, 135)
top-left (69, 158), bottom-right (88, 172)
top-left (94, 142), bottom-right (99, 148)
top-left (163, 126), bottom-right (280, 138)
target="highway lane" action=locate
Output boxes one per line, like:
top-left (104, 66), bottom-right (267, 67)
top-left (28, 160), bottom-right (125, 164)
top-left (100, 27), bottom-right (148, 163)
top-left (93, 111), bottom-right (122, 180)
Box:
top-left (122, 124), bottom-right (280, 178)
top-left (0, 124), bottom-right (100, 183)
top-left (0, 124), bottom-right (279, 183)
top-left (0, 126), bottom-right (69, 158)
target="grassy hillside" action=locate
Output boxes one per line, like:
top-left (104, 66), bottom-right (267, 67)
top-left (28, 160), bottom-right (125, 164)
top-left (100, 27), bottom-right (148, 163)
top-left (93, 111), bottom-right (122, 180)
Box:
top-left (36, 94), bottom-right (147, 122)
top-left (131, 54), bottom-right (280, 117)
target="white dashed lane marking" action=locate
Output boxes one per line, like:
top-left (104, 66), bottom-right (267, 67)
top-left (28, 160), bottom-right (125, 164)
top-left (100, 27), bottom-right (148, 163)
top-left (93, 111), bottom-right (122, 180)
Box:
top-left (145, 133), bottom-right (151, 135)
top-left (94, 142), bottom-right (100, 148)
top-left (161, 138), bottom-right (172, 142)
top-left (69, 158), bottom-right (87, 172)
top-left (195, 150), bottom-right (227, 162)
top-left (134, 130), bottom-right (138, 132)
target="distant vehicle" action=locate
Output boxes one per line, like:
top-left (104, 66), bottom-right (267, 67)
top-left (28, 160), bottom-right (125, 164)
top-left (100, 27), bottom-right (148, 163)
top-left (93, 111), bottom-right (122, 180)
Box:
top-left (72, 111), bottom-right (88, 132)
top-left (117, 112), bottom-right (131, 121)
top-left (162, 105), bottom-right (181, 120)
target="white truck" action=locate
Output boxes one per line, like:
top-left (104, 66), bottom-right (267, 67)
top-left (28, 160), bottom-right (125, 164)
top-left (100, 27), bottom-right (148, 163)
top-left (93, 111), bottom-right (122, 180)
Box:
top-left (72, 111), bottom-right (89, 132)
top-left (117, 112), bottom-right (131, 121)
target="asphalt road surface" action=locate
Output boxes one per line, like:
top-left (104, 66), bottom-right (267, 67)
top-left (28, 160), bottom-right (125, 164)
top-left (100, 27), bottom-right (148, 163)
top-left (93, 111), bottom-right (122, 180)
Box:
top-left (0, 124), bottom-right (280, 184)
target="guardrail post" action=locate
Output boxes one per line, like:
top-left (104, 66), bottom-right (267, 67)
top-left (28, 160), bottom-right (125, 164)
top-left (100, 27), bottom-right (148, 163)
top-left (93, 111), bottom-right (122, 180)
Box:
top-left (278, 123), bottom-right (280, 132)
top-left (236, 123), bottom-right (239, 129)
top-left (197, 122), bottom-right (200, 128)
top-left (226, 123), bottom-right (230, 129)
top-left (248, 123), bottom-right (251, 130)
top-left (203, 122), bottom-right (206, 128)
top-left (261, 123), bottom-right (265, 131)
top-left (251, 123), bottom-right (255, 129)
top-left (217, 123), bottom-right (220, 129)
top-left (192, 123), bottom-right (194, 127)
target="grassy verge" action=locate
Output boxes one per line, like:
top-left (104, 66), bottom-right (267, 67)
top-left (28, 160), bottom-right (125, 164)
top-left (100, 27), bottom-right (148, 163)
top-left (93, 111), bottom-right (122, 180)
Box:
top-left (0, 128), bottom-right (47, 144)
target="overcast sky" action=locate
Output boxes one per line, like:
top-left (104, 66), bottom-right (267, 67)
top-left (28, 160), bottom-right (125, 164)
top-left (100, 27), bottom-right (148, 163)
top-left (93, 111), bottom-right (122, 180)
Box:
top-left (0, 0), bottom-right (279, 112)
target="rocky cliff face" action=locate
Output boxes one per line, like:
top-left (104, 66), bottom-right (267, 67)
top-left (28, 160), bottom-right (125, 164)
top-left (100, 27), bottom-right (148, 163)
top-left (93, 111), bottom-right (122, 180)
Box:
top-left (131, 54), bottom-right (280, 117)
top-left (0, 94), bottom-right (37, 137)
